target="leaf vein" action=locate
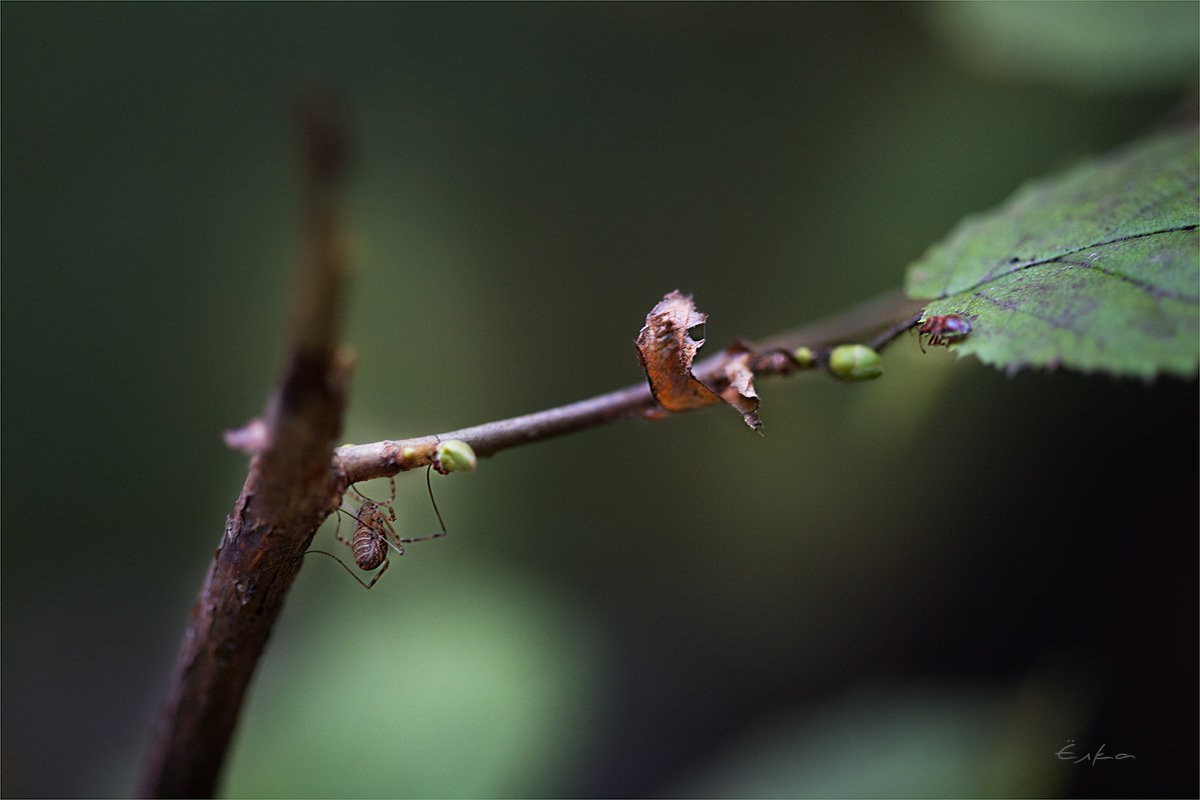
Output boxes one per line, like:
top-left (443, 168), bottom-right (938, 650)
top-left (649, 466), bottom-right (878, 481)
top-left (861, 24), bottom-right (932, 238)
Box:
top-left (1052, 258), bottom-right (1199, 304)
top-left (959, 224), bottom-right (1198, 298)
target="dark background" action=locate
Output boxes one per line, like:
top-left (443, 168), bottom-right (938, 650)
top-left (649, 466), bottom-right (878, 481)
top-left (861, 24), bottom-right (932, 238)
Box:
top-left (3, 3), bottom-right (1197, 797)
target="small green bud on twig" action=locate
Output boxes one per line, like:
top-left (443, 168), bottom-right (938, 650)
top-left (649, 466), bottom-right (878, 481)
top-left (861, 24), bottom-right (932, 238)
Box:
top-left (435, 439), bottom-right (477, 474)
top-left (828, 344), bottom-right (883, 381)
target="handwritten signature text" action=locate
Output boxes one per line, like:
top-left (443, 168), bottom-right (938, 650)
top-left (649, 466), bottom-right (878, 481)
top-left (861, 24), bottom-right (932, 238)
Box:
top-left (1056, 739), bottom-right (1135, 765)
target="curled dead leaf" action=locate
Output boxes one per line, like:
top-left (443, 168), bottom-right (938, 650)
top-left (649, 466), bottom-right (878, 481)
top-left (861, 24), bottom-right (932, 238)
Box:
top-left (720, 347), bottom-right (762, 432)
top-left (635, 291), bottom-right (763, 432)
top-left (635, 291), bottom-right (722, 411)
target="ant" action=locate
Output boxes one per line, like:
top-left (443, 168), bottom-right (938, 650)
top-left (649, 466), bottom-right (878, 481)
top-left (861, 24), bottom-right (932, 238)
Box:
top-left (308, 467), bottom-right (447, 589)
top-left (916, 314), bottom-right (972, 353)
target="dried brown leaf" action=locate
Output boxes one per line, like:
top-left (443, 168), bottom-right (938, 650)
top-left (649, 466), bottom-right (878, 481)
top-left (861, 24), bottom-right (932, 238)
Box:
top-left (720, 349), bottom-right (763, 432)
top-left (636, 291), bottom-right (723, 412)
top-left (635, 291), bottom-right (762, 431)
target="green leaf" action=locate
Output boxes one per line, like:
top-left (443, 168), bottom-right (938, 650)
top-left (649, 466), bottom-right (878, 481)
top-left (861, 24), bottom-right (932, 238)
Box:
top-left (905, 126), bottom-right (1199, 379)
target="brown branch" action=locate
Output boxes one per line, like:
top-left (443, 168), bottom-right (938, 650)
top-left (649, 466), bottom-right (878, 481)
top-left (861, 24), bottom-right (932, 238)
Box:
top-left (336, 290), bottom-right (926, 485)
top-left (138, 93), bottom-right (353, 798)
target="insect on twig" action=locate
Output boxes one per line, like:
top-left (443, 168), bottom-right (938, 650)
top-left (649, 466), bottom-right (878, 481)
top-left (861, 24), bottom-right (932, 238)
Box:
top-left (307, 466), bottom-right (447, 589)
top-left (915, 314), bottom-right (972, 353)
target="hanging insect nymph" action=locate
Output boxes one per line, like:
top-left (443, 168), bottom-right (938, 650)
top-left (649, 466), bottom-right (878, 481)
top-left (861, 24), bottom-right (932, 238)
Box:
top-left (307, 467), bottom-right (447, 589)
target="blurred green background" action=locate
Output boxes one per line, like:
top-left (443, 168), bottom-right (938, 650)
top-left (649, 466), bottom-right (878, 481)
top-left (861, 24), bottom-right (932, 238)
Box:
top-left (3, 3), bottom-right (1197, 797)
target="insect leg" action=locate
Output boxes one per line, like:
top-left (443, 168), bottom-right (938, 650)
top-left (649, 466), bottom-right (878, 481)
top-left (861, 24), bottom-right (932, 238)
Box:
top-left (395, 531), bottom-right (445, 543)
top-left (306, 549), bottom-right (388, 590)
top-left (332, 506), bottom-right (356, 548)
top-left (382, 467), bottom-right (449, 547)
top-left (376, 514), bottom-right (410, 557)
top-left (912, 325), bottom-right (927, 354)
top-left (349, 476), bottom-right (397, 508)
top-left (396, 466), bottom-right (449, 543)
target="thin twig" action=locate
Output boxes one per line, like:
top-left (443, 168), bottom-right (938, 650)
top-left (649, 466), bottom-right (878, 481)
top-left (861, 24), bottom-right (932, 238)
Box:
top-left (336, 289), bottom-right (926, 485)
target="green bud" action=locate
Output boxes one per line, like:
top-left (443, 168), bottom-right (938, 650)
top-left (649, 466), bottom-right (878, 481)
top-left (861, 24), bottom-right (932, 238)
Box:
top-left (793, 346), bottom-right (815, 369)
top-left (435, 439), bottom-right (477, 473)
top-left (829, 344), bottom-right (883, 381)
